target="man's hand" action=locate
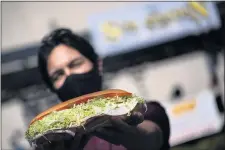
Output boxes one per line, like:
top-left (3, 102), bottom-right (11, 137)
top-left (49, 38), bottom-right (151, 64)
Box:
top-left (34, 133), bottom-right (90, 150)
top-left (93, 112), bottom-right (163, 150)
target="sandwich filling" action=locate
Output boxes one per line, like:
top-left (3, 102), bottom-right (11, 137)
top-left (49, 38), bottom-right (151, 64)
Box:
top-left (25, 95), bottom-right (144, 140)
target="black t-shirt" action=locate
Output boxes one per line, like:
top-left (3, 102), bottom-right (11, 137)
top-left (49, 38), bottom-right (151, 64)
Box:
top-left (144, 101), bottom-right (170, 150)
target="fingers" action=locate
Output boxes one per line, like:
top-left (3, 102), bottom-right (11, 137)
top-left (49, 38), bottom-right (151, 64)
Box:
top-left (51, 141), bottom-right (65, 150)
top-left (110, 117), bottom-right (132, 132)
top-left (93, 128), bottom-right (123, 145)
top-left (69, 132), bottom-right (92, 150)
top-left (69, 133), bottom-right (86, 150)
top-left (126, 112), bottom-right (144, 126)
top-left (38, 140), bottom-right (65, 150)
top-left (91, 112), bottom-right (144, 148)
top-left (110, 112), bottom-right (144, 132)
top-left (69, 138), bottom-right (81, 150)
top-left (35, 134), bottom-right (90, 150)
top-left (78, 134), bottom-right (92, 149)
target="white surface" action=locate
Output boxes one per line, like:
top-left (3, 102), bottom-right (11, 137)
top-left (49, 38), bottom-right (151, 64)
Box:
top-left (165, 90), bottom-right (224, 146)
top-left (142, 52), bottom-right (211, 101)
top-left (2, 99), bottom-right (31, 150)
top-left (2, 2), bottom-right (133, 50)
top-left (105, 70), bottom-right (144, 97)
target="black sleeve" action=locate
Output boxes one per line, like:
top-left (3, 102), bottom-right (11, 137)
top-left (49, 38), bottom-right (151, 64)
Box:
top-left (144, 101), bottom-right (170, 150)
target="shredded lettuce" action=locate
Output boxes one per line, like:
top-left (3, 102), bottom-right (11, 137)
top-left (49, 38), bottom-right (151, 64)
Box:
top-left (25, 95), bottom-right (144, 140)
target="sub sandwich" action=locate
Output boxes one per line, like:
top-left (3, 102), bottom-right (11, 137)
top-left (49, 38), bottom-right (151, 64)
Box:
top-left (25, 89), bottom-right (146, 146)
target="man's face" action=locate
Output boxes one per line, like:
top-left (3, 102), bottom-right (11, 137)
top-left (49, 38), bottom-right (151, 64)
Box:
top-left (47, 44), bottom-right (93, 89)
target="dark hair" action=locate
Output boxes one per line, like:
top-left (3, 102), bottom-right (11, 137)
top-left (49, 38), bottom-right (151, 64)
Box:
top-left (38, 28), bottom-right (98, 90)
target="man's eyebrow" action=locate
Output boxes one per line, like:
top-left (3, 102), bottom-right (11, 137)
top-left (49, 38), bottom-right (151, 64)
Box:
top-left (69, 57), bottom-right (83, 64)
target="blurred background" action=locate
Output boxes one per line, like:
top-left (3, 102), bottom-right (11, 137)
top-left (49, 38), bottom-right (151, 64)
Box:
top-left (1, 2), bottom-right (225, 150)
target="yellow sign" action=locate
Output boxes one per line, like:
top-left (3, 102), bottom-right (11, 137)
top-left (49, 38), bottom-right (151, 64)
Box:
top-left (122, 21), bottom-right (138, 33)
top-left (145, 2), bottom-right (208, 30)
top-left (100, 21), bottom-right (138, 42)
top-left (189, 1), bottom-right (208, 16)
top-left (100, 2), bottom-right (209, 42)
top-left (172, 99), bottom-right (196, 116)
top-left (101, 22), bottom-right (122, 42)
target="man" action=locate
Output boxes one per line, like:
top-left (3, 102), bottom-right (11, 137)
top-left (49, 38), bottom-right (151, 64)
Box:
top-left (37, 28), bottom-right (170, 150)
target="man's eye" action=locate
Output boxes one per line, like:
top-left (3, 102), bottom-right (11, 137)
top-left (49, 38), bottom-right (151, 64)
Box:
top-left (51, 72), bottom-right (64, 82)
top-left (69, 60), bottom-right (84, 68)
top-left (52, 75), bottom-right (60, 82)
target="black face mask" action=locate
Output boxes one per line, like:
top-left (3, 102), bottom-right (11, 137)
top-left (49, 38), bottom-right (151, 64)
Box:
top-left (56, 67), bottom-right (102, 102)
